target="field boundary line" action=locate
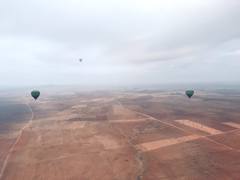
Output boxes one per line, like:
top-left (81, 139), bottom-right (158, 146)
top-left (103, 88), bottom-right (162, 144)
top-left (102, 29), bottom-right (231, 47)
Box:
top-left (0, 96), bottom-right (34, 179)
top-left (115, 100), bottom-right (240, 153)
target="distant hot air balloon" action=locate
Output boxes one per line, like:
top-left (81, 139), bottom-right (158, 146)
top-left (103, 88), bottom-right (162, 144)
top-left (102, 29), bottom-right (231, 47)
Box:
top-left (31, 90), bottom-right (40, 100)
top-left (185, 89), bottom-right (194, 99)
top-left (79, 59), bottom-right (82, 62)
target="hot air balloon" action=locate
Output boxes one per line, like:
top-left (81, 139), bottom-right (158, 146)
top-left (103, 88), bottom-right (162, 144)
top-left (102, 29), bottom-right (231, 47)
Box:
top-left (185, 89), bottom-right (194, 99)
top-left (31, 90), bottom-right (40, 100)
top-left (79, 59), bottom-right (82, 62)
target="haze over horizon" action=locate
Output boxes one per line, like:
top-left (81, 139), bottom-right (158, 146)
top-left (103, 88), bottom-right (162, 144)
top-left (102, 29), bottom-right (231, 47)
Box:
top-left (1, 0), bottom-right (240, 87)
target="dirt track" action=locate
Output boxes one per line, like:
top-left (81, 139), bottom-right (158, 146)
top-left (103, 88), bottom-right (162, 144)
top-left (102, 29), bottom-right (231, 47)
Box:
top-left (0, 89), bottom-right (240, 180)
top-left (0, 97), bottom-right (33, 179)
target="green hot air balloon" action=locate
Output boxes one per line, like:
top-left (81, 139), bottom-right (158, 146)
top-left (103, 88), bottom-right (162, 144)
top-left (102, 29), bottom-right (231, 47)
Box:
top-left (185, 89), bottom-right (194, 99)
top-left (31, 90), bottom-right (40, 100)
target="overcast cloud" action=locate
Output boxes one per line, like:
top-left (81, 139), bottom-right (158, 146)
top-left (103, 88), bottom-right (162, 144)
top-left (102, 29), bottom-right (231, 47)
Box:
top-left (1, 0), bottom-right (240, 87)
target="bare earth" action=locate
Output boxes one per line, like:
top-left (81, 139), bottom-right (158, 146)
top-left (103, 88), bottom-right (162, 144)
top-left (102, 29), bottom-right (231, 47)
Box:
top-left (175, 120), bottom-right (222, 135)
top-left (0, 88), bottom-right (240, 180)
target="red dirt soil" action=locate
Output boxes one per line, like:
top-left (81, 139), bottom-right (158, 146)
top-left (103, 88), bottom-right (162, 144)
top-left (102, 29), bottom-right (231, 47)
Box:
top-left (0, 89), bottom-right (240, 180)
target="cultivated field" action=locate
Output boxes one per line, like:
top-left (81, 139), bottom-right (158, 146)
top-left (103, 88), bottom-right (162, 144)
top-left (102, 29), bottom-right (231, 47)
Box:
top-left (0, 87), bottom-right (240, 180)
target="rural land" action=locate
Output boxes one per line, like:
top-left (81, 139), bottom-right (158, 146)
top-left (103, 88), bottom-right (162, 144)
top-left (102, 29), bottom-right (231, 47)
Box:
top-left (0, 86), bottom-right (240, 180)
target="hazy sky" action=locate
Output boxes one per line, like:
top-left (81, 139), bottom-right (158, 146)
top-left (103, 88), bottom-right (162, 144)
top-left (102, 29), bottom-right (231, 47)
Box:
top-left (1, 0), bottom-right (240, 87)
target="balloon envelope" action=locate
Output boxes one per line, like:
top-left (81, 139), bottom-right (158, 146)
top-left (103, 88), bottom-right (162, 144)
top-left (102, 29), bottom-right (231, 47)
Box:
top-left (79, 59), bottom-right (82, 62)
top-left (31, 90), bottom-right (40, 100)
top-left (185, 89), bottom-right (194, 99)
